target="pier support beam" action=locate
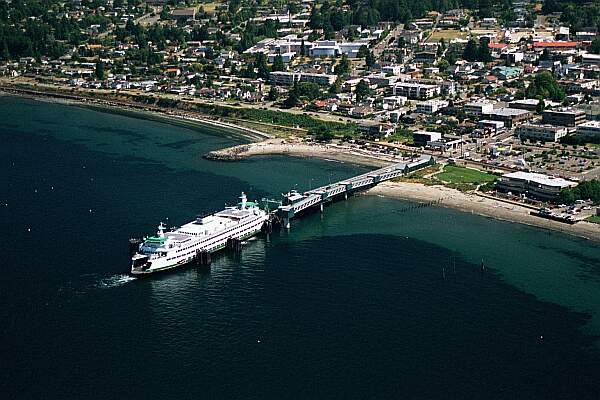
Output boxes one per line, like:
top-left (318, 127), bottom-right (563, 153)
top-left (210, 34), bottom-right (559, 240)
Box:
top-left (320, 203), bottom-right (324, 213)
top-left (284, 218), bottom-right (290, 229)
top-left (344, 192), bottom-right (348, 200)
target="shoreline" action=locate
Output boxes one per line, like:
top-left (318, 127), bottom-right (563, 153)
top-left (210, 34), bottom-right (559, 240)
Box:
top-left (368, 181), bottom-right (600, 243)
top-left (0, 86), bottom-right (272, 142)
top-left (4, 85), bottom-right (600, 241)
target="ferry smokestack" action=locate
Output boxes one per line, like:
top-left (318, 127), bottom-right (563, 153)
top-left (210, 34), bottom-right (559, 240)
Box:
top-left (240, 192), bottom-right (247, 209)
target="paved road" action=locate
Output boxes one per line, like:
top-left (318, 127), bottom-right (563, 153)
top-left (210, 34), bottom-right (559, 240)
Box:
top-left (422, 14), bottom-right (441, 44)
top-left (372, 24), bottom-right (404, 58)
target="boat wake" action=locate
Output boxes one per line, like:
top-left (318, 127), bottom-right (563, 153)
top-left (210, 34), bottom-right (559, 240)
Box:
top-left (96, 274), bottom-right (136, 289)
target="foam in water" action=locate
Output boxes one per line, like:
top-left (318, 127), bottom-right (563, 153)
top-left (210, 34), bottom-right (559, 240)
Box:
top-left (96, 274), bottom-right (136, 289)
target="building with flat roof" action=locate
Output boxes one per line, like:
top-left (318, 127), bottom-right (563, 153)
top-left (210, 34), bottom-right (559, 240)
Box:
top-left (478, 120), bottom-right (505, 135)
top-left (465, 101), bottom-right (495, 117)
top-left (392, 82), bottom-right (441, 99)
top-left (542, 108), bottom-right (586, 127)
top-left (575, 120), bottom-right (600, 139)
top-left (492, 66), bottom-right (523, 80)
top-left (496, 172), bottom-right (577, 200)
top-left (416, 99), bottom-right (449, 114)
top-left (413, 130), bottom-right (442, 147)
top-left (516, 124), bottom-right (569, 142)
top-left (269, 71), bottom-right (336, 86)
top-left (483, 107), bottom-right (533, 128)
top-left (170, 7), bottom-right (196, 20)
top-left (509, 98), bottom-right (558, 112)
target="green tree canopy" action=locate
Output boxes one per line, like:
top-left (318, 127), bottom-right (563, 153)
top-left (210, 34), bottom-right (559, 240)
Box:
top-left (355, 79), bottom-right (371, 101)
top-left (271, 54), bottom-right (285, 72)
top-left (336, 54), bottom-right (350, 75)
top-left (525, 71), bottom-right (565, 102)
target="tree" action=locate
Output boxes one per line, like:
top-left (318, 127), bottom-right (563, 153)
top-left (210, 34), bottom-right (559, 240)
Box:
top-left (254, 52), bottom-right (270, 79)
top-left (357, 45), bottom-right (369, 58)
top-left (355, 79), bottom-right (371, 101)
top-left (536, 98), bottom-right (545, 113)
top-left (312, 125), bottom-right (335, 142)
top-left (365, 50), bottom-right (376, 68)
top-left (283, 90), bottom-right (300, 108)
top-left (267, 86), bottom-right (279, 101)
top-left (271, 54), bottom-right (285, 72)
top-left (590, 37), bottom-right (600, 54)
top-left (295, 82), bottom-right (322, 100)
top-left (462, 39), bottom-right (479, 62)
top-left (336, 54), bottom-right (350, 75)
top-left (478, 42), bottom-right (492, 62)
top-left (438, 59), bottom-right (450, 72)
top-left (328, 77), bottom-right (342, 95)
top-left (95, 60), bottom-right (105, 80)
top-left (558, 179), bottom-right (600, 204)
top-left (525, 71), bottom-right (565, 101)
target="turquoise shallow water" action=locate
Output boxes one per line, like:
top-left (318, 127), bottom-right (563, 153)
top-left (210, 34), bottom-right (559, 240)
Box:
top-left (1, 96), bottom-right (599, 399)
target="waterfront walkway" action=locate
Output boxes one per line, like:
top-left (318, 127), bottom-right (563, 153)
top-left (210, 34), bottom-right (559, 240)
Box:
top-left (276, 155), bottom-right (435, 227)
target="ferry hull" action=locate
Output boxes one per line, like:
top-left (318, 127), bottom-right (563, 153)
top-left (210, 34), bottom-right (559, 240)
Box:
top-left (130, 228), bottom-right (261, 277)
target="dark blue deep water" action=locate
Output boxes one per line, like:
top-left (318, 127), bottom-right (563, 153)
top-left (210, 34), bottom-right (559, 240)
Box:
top-left (1, 96), bottom-right (600, 399)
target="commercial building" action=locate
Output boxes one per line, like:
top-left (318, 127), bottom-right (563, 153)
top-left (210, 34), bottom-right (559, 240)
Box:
top-left (582, 53), bottom-right (600, 66)
top-left (508, 99), bottom-right (557, 112)
top-left (575, 120), bottom-right (600, 139)
top-left (464, 101), bottom-right (495, 117)
top-left (170, 8), bottom-right (196, 21)
top-left (492, 66), bottom-right (523, 80)
top-left (483, 107), bottom-right (533, 128)
top-left (309, 40), bottom-right (368, 58)
top-left (532, 41), bottom-right (578, 51)
top-left (478, 120), bottom-right (505, 135)
top-left (357, 121), bottom-right (395, 138)
top-left (391, 82), bottom-right (441, 99)
top-left (541, 108), bottom-right (586, 127)
top-left (413, 130), bottom-right (442, 147)
top-left (269, 71), bottom-right (336, 86)
top-left (416, 99), bottom-right (449, 114)
top-left (516, 124), bottom-right (569, 142)
top-left (496, 172), bottom-right (577, 200)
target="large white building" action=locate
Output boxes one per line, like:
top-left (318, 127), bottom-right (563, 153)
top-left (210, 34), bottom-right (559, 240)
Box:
top-left (464, 101), bottom-right (495, 117)
top-left (310, 40), bottom-right (370, 58)
top-left (416, 99), bottom-right (449, 114)
top-left (516, 124), bottom-right (569, 142)
top-left (391, 82), bottom-right (441, 99)
top-left (269, 71), bottom-right (336, 86)
top-left (576, 120), bottom-right (600, 139)
top-left (496, 172), bottom-right (577, 200)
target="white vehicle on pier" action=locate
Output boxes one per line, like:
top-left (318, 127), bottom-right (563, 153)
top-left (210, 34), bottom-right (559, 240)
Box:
top-left (130, 193), bottom-right (268, 275)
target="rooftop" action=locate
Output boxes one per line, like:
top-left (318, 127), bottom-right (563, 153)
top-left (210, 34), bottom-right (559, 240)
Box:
top-left (489, 107), bottom-right (530, 116)
top-left (503, 172), bottom-right (577, 188)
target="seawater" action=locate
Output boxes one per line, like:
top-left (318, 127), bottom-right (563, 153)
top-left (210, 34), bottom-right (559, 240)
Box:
top-left (1, 96), bottom-right (599, 399)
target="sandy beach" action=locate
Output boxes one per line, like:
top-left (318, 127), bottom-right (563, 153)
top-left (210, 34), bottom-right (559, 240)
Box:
top-left (369, 181), bottom-right (600, 242)
top-left (204, 138), bottom-right (398, 167)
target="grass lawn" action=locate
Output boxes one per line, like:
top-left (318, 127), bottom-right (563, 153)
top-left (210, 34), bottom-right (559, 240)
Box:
top-left (587, 215), bottom-right (600, 224)
top-left (201, 1), bottom-right (220, 13)
top-left (430, 29), bottom-right (468, 42)
top-left (434, 165), bottom-right (498, 184)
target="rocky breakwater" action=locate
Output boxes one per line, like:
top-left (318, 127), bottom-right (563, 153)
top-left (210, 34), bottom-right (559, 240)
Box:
top-left (204, 143), bottom-right (253, 161)
top-left (204, 139), bottom-right (395, 167)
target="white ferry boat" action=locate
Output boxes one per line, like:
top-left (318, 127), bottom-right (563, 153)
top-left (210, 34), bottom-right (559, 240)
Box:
top-left (130, 193), bottom-right (269, 275)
